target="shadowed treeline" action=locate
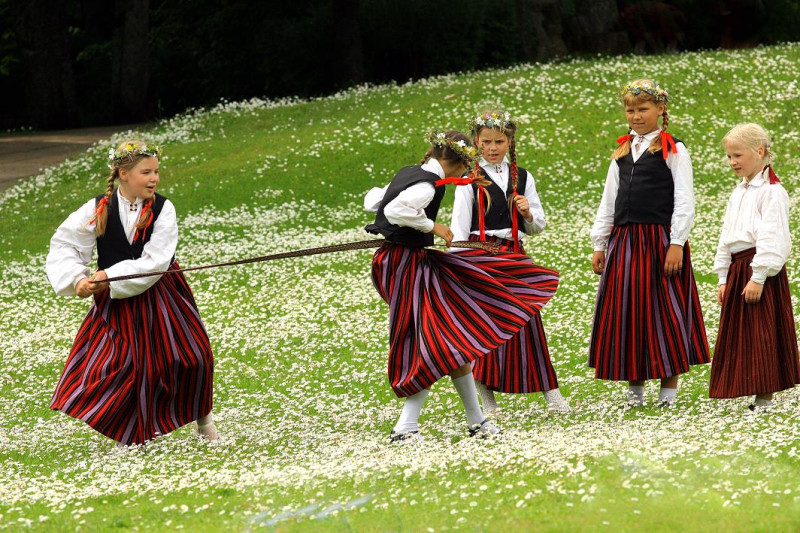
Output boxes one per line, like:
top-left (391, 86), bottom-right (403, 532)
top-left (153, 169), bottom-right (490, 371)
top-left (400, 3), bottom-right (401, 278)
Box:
top-left (1, 0), bottom-right (798, 130)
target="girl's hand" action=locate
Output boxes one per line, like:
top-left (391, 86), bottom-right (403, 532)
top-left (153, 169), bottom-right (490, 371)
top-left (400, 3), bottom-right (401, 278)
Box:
top-left (431, 222), bottom-right (453, 247)
top-left (664, 244), bottom-right (683, 277)
top-left (742, 280), bottom-right (763, 304)
top-left (591, 251), bottom-right (605, 274)
top-left (717, 284), bottom-right (726, 306)
top-left (88, 270), bottom-right (109, 295)
top-left (513, 195), bottom-right (533, 221)
top-left (75, 278), bottom-right (93, 298)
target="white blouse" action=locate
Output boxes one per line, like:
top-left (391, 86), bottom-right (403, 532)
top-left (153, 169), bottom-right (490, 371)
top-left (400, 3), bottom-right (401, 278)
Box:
top-left (363, 159), bottom-right (444, 233)
top-left (46, 189), bottom-right (178, 299)
top-left (713, 170), bottom-right (791, 285)
top-left (590, 130), bottom-right (695, 251)
top-left (450, 157), bottom-right (546, 242)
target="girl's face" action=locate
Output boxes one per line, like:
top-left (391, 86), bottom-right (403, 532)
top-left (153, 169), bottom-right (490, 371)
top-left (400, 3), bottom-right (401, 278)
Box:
top-left (725, 140), bottom-right (765, 181)
top-left (625, 99), bottom-right (665, 135)
top-left (476, 128), bottom-right (509, 165)
top-left (118, 157), bottom-right (160, 201)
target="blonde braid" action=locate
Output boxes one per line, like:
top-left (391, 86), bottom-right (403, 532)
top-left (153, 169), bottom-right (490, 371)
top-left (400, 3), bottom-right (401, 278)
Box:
top-left (93, 168), bottom-right (117, 236)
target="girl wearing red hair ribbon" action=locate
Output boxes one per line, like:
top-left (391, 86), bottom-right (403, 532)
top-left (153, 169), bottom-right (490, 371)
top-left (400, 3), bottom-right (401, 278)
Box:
top-left (710, 123), bottom-right (800, 409)
top-left (46, 141), bottom-right (217, 446)
top-left (589, 80), bottom-right (710, 407)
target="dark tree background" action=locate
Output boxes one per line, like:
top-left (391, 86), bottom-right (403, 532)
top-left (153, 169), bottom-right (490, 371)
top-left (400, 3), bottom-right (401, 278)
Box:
top-left (0, 0), bottom-right (798, 130)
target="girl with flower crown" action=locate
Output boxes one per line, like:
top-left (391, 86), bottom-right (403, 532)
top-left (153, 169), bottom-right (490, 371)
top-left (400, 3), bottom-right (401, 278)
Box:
top-left (449, 110), bottom-right (567, 414)
top-left (589, 80), bottom-right (710, 407)
top-left (709, 123), bottom-right (800, 409)
top-left (46, 140), bottom-right (217, 446)
top-left (364, 130), bottom-right (557, 441)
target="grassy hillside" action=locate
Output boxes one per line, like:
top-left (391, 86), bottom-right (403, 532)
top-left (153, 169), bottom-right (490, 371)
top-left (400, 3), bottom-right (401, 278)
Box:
top-left (1, 44), bottom-right (800, 532)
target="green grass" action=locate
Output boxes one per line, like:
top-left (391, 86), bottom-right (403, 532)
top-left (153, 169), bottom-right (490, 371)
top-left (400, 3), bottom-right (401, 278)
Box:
top-left (2, 44), bottom-right (800, 531)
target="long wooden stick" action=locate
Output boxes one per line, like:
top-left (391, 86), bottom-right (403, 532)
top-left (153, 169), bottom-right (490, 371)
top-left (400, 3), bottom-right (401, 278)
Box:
top-left (96, 239), bottom-right (500, 283)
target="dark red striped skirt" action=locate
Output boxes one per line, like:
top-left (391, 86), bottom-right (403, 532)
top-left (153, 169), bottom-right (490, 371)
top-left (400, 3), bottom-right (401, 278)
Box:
top-left (453, 234), bottom-right (560, 393)
top-left (588, 224), bottom-right (710, 381)
top-left (709, 248), bottom-right (800, 398)
top-left (51, 263), bottom-right (214, 445)
top-left (371, 243), bottom-right (547, 397)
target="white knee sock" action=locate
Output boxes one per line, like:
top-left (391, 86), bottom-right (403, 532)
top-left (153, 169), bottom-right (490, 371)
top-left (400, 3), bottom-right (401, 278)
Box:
top-left (476, 381), bottom-right (498, 412)
top-left (452, 373), bottom-right (485, 426)
top-left (628, 385), bottom-right (645, 404)
top-left (393, 389), bottom-right (430, 433)
top-left (658, 387), bottom-right (678, 402)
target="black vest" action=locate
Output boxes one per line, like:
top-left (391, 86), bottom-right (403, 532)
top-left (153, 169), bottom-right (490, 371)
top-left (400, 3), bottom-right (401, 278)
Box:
top-left (614, 138), bottom-right (682, 226)
top-left (469, 167), bottom-right (529, 232)
top-left (365, 166), bottom-right (445, 247)
top-left (96, 191), bottom-right (168, 270)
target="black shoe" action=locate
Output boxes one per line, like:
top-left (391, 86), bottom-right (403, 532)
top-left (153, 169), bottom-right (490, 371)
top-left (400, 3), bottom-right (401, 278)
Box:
top-left (389, 430), bottom-right (421, 443)
top-left (468, 419), bottom-right (502, 438)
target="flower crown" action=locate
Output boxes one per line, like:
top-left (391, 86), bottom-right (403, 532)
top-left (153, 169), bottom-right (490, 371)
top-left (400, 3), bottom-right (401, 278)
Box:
top-left (621, 82), bottom-right (669, 103)
top-left (425, 130), bottom-right (479, 164)
top-left (468, 111), bottom-right (516, 134)
top-left (108, 142), bottom-right (162, 167)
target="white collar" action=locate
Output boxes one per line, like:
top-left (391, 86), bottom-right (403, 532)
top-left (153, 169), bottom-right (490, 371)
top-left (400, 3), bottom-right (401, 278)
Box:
top-left (630, 129), bottom-right (660, 141)
top-left (116, 188), bottom-right (143, 207)
top-left (421, 158), bottom-right (445, 179)
top-left (479, 157), bottom-right (509, 173)
top-left (740, 169), bottom-right (766, 189)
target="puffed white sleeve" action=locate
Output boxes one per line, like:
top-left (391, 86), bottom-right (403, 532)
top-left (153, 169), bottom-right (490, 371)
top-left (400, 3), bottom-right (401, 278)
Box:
top-left (46, 199), bottom-right (98, 296)
top-left (750, 185), bottom-right (792, 284)
top-left (522, 172), bottom-right (546, 235)
top-left (667, 143), bottom-right (695, 246)
top-left (103, 200), bottom-right (178, 299)
top-left (450, 183), bottom-right (475, 242)
top-left (590, 161), bottom-right (619, 252)
top-left (364, 185), bottom-right (388, 213)
top-left (712, 193), bottom-right (735, 285)
top-left (383, 182), bottom-right (436, 233)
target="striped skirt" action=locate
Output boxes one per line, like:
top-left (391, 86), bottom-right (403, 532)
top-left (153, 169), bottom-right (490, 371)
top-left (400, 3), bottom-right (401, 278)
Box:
top-left (588, 224), bottom-right (710, 381)
top-left (709, 248), bottom-right (800, 398)
top-left (51, 263), bottom-right (214, 445)
top-left (371, 243), bottom-right (548, 397)
top-left (453, 234), bottom-right (560, 393)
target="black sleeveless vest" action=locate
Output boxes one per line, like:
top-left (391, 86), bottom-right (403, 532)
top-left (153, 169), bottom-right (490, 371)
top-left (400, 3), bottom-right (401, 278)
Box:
top-left (96, 191), bottom-right (168, 270)
top-left (614, 138), bottom-right (682, 226)
top-left (365, 166), bottom-right (445, 247)
top-left (469, 167), bottom-right (529, 232)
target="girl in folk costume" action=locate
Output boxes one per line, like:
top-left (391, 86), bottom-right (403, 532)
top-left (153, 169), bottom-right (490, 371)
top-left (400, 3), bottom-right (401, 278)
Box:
top-left (365, 130), bottom-right (557, 441)
top-left (450, 110), bottom-right (568, 413)
top-left (710, 124), bottom-right (800, 409)
top-left (589, 80), bottom-right (710, 406)
top-left (46, 141), bottom-right (216, 445)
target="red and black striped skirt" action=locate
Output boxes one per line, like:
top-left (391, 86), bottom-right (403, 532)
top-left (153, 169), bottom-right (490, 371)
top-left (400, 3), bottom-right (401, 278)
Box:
top-left (453, 234), bottom-right (560, 393)
top-left (709, 248), bottom-right (800, 398)
top-left (51, 263), bottom-right (214, 445)
top-left (371, 242), bottom-right (551, 397)
top-left (588, 224), bottom-right (710, 381)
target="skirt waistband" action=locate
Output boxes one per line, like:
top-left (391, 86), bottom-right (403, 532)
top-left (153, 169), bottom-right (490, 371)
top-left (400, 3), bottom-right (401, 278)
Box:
top-left (731, 247), bottom-right (756, 262)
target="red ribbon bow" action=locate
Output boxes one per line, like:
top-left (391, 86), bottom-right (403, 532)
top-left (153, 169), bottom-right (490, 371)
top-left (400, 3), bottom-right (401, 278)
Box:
top-left (435, 176), bottom-right (476, 187)
top-left (660, 131), bottom-right (677, 160)
top-left (766, 165), bottom-right (780, 184)
top-left (617, 134), bottom-right (633, 145)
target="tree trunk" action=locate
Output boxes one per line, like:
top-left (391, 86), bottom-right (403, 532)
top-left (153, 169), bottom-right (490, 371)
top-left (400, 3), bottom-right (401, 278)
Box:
top-left (15, 0), bottom-right (79, 129)
top-left (111, 0), bottom-right (150, 123)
